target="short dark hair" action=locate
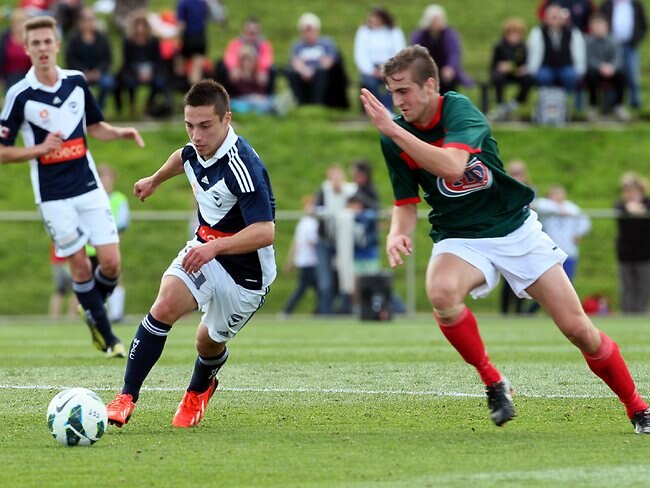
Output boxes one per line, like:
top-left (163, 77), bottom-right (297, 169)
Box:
top-left (184, 79), bottom-right (230, 118)
top-left (23, 15), bottom-right (58, 43)
top-left (383, 45), bottom-right (439, 88)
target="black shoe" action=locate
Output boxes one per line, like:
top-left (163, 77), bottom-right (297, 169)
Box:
top-left (486, 377), bottom-right (516, 427)
top-left (631, 408), bottom-right (650, 434)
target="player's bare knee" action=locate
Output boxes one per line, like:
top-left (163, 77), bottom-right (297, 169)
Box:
top-left (427, 282), bottom-right (462, 312)
top-left (196, 335), bottom-right (224, 357)
top-left (433, 304), bottom-right (465, 323)
top-left (561, 316), bottom-right (597, 350)
top-left (98, 257), bottom-right (121, 278)
top-left (150, 298), bottom-right (180, 326)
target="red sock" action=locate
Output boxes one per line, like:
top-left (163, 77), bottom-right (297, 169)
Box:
top-left (436, 307), bottom-right (502, 386)
top-left (582, 331), bottom-right (648, 418)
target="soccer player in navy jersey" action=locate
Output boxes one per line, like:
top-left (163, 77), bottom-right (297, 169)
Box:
top-left (361, 45), bottom-right (650, 433)
top-left (106, 79), bottom-right (276, 428)
top-left (0, 16), bottom-right (144, 358)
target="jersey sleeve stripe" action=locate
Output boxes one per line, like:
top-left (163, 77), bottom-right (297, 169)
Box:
top-left (443, 142), bottom-right (482, 154)
top-left (395, 196), bottom-right (421, 206)
top-left (228, 161), bottom-right (250, 193)
top-left (231, 146), bottom-right (255, 191)
top-left (227, 148), bottom-right (254, 193)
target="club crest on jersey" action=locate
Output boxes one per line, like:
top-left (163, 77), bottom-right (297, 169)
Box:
top-left (39, 109), bottom-right (49, 120)
top-left (437, 157), bottom-right (493, 198)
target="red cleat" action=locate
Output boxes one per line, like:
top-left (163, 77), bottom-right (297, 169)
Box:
top-left (106, 393), bottom-right (135, 428)
top-left (172, 379), bottom-right (218, 428)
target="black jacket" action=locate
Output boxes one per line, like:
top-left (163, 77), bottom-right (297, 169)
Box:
top-left (601, 0), bottom-right (648, 47)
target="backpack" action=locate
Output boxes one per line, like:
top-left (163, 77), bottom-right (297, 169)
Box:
top-left (534, 87), bottom-right (568, 126)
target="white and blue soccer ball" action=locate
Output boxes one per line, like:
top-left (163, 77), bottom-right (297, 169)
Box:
top-left (46, 388), bottom-right (108, 446)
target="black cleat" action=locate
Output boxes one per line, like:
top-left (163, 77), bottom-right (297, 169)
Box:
top-left (486, 377), bottom-right (516, 427)
top-left (631, 408), bottom-right (650, 434)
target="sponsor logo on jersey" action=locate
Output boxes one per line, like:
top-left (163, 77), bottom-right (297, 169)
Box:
top-left (39, 137), bottom-right (87, 165)
top-left (39, 109), bottom-right (49, 120)
top-left (436, 157), bottom-right (493, 198)
top-left (201, 176), bottom-right (209, 184)
top-left (53, 96), bottom-right (62, 105)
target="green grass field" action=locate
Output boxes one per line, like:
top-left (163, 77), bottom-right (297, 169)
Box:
top-left (1, 314), bottom-right (650, 487)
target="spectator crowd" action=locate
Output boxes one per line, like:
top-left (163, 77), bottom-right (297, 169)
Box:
top-left (2, 1), bottom-right (649, 316)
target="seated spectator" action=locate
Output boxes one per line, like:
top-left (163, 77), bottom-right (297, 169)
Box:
top-left (410, 4), bottom-right (472, 93)
top-left (585, 13), bottom-right (629, 121)
top-left (601, 0), bottom-right (648, 110)
top-left (222, 16), bottom-right (274, 96)
top-left (117, 10), bottom-right (172, 118)
top-left (536, 0), bottom-right (595, 33)
top-left (489, 17), bottom-right (534, 121)
top-left (615, 172), bottom-right (650, 314)
top-left (19, 0), bottom-right (54, 18)
top-left (0, 9), bottom-right (31, 93)
top-left (176, 0), bottom-right (208, 86)
top-left (354, 6), bottom-right (405, 112)
top-left (65, 7), bottom-right (116, 109)
top-left (287, 12), bottom-right (347, 107)
top-left (55, 0), bottom-right (83, 37)
top-left (527, 3), bottom-right (586, 94)
top-left (229, 45), bottom-right (275, 114)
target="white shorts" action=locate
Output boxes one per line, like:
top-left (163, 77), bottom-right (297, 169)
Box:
top-left (163, 240), bottom-right (268, 343)
top-left (432, 211), bottom-right (567, 299)
top-left (39, 189), bottom-right (119, 258)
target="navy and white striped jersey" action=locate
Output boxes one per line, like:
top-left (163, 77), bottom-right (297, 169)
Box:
top-left (183, 125), bottom-right (277, 290)
top-left (0, 66), bottom-right (104, 203)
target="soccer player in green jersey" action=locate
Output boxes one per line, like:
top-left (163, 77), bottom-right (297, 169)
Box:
top-left (360, 45), bottom-right (650, 434)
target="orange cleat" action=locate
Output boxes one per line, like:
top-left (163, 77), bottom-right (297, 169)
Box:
top-left (172, 379), bottom-right (218, 428)
top-left (106, 393), bottom-right (136, 428)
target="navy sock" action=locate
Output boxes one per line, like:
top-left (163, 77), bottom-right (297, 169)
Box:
top-left (94, 267), bottom-right (119, 300)
top-left (122, 313), bottom-right (171, 402)
top-left (73, 278), bottom-right (118, 346)
top-left (187, 347), bottom-right (229, 393)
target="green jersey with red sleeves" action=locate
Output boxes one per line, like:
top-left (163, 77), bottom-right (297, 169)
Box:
top-left (380, 91), bottom-right (534, 243)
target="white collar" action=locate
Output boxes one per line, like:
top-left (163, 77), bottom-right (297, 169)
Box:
top-left (190, 125), bottom-right (238, 168)
top-left (26, 66), bottom-right (66, 92)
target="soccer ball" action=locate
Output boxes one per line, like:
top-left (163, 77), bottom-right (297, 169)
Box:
top-left (46, 388), bottom-right (108, 446)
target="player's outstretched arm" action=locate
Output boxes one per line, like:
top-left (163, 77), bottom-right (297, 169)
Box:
top-left (360, 88), bottom-right (468, 181)
top-left (0, 131), bottom-right (63, 164)
top-left (182, 221), bottom-right (275, 274)
top-left (386, 204), bottom-right (417, 268)
top-left (134, 149), bottom-right (184, 202)
top-left (87, 121), bottom-right (145, 147)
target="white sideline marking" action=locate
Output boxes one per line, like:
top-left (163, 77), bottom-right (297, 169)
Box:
top-left (0, 383), bottom-right (612, 399)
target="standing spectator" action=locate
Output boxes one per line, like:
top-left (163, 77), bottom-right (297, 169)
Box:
top-left (351, 160), bottom-right (380, 210)
top-left (222, 17), bottom-right (274, 96)
top-left (535, 185), bottom-right (591, 283)
top-left (537, 0), bottom-right (595, 33)
top-left (0, 9), bottom-right (32, 93)
top-left (287, 12), bottom-right (339, 106)
top-left (489, 17), bottom-right (535, 122)
top-left (499, 160), bottom-right (533, 315)
top-left (281, 195), bottom-right (320, 316)
top-left (410, 4), bottom-right (472, 94)
top-left (117, 10), bottom-right (172, 118)
top-left (65, 7), bottom-right (116, 110)
top-left (86, 165), bottom-right (130, 323)
top-left (528, 3), bottom-right (586, 94)
top-left (48, 243), bottom-right (79, 319)
top-left (176, 0), bottom-right (208, 86)
top-left (354, 6), bottom-right (405, 112)
top-left (601, 0), bottom-right (648, 109)
top-left (55, 0), bottom-right (83, 37)
top-left (615, 172), bottom-right (650, 314)
top-left (314, 164), bottom-right (357, 315)
top-left (585, 13), bottom-right (628, 121)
